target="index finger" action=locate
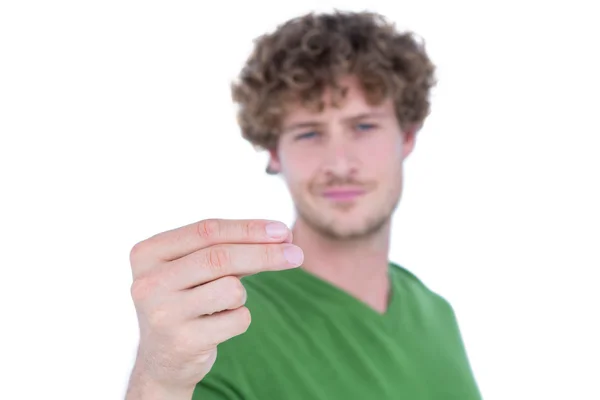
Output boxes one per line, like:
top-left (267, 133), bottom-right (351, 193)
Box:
top-left (131, 219), bottom-right (292, 267)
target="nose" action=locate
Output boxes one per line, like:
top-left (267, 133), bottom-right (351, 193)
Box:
top-left (322, 135), bottom-right (358, 179)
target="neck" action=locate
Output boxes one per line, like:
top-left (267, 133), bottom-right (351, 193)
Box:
top-left (291, 218), bottom-right (392, 313)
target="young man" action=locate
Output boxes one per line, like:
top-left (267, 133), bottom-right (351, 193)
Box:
top-left (126, 10), bottom-right (481, 400)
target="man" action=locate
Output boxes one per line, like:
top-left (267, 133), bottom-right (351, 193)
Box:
top-left (126, 10), bottom-right (481, 400)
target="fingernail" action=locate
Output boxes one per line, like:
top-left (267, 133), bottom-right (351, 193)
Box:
top-left (265, 222), bottom-right (288, 239)
top-left (283, 245), bottom-right (304, 266)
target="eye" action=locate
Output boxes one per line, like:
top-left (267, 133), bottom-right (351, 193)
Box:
top-left (355, 123), bottom-right (376, 132)
top-left (295, 131), bottom-right (319, 141)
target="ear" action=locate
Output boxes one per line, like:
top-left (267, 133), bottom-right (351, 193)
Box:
top-left (402, 123), bottom-right (421, 159)
top-left (266, 147), bottom-right (282, 175)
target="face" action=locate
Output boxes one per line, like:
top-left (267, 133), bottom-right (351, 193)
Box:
top-left (269, 76), bottom-right (417, 240)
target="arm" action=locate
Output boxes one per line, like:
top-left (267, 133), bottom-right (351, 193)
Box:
top-left (126, 363), bottom-right (195, 400)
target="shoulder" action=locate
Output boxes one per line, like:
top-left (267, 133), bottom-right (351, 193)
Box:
top-left (390, 262), bottom-right (426, 287)
top-left (390, 262), bottom-right (455, 316)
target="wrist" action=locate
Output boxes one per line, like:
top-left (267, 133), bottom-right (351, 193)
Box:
top-left (126, 365), bottom-right (196, 400)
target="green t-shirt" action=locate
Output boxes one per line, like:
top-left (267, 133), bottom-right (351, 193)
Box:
top-left (193, 263), bottom-right (481, 399)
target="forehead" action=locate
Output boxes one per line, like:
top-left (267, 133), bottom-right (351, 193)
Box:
top-left (281, 76), bottom-right (393, 125)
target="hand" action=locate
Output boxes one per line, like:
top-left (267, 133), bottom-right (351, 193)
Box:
top-left (126, 219), bottom-right (303, 398)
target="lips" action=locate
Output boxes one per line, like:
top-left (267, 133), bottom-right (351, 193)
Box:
top-left (321, 188), bottom-right (366, 201)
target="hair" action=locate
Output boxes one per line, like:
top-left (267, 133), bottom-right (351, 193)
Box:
top-left (231, 10), bottom-right (436, 152)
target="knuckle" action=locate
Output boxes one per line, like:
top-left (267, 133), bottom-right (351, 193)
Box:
top-left (196, 219), bottom-right (221, 241)
top-left (148, 303), bottom-right (171, 329)
top-left (236, 307), bottom-right (252, 332)
top-left (206, 245), bottom-right (230, 273)
top-left (241, 220), bottom-right (257, 239)
top-left (129, 241), bottom-right (146, 266)
top-left (263, 245), bottom-right (278, 269)
top-left (223, 276), bottom-right (246, 305)
top-left (130, 276), bottom-right (155, 302)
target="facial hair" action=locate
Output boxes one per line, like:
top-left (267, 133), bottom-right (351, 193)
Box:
top-left (294, 173), bottom-right (402, 241)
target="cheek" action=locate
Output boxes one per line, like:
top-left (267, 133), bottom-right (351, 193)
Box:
top-left (279, 146), bottom-right (319, 185)
top-left (359, 134), bottom-right (404, 174)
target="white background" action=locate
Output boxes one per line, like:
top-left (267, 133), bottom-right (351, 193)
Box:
top-left (1, 1), bottom-right (599, 399)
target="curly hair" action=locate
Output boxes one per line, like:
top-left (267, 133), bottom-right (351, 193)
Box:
top-left (231, 10), bottom-right (436, 151)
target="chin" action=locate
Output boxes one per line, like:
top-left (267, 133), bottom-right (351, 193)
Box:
top-left (293, 190), bottom-right (398, 240)
top-left (304, 211), bottom-right (390, 241)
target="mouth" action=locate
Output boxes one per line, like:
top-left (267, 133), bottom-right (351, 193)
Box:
top-left (321, 187), bottom-right (366, 202)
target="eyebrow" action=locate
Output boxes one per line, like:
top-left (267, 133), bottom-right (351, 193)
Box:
top-left (282, 121), bottom-right (322, 132)
top-left (282, 111), bottom-right (386, 132)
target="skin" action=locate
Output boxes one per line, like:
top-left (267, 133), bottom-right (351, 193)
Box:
top-left (126, 75), bottom-right (417, 399)
top-left (270, 75), bottom-right (416, 312)
top-left (126, 219), bottom-right (303, 399)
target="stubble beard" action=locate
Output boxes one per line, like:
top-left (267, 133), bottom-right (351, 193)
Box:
top-left (294, 190), bottom-right (400, 241)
